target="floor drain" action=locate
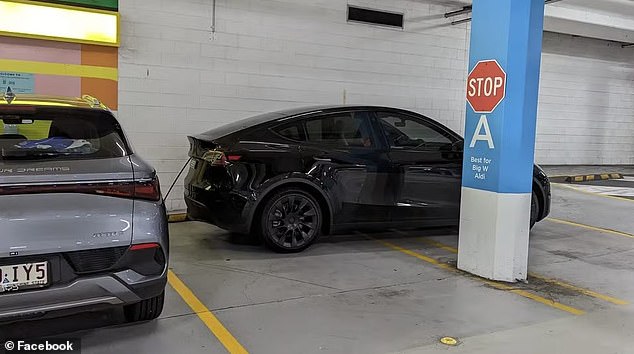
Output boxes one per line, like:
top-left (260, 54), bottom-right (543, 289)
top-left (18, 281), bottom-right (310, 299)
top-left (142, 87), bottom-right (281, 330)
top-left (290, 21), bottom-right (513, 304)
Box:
top-left (440, 337), bottom-right (458, 346)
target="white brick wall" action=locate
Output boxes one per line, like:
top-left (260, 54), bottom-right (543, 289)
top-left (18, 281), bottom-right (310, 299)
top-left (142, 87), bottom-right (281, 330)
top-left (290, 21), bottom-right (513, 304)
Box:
top-left (119, 0), bottom-right (470, 211)
top-left (538, 33), bottom-right (634, 165)
top-left (118, 0), bottom-right (634, 212)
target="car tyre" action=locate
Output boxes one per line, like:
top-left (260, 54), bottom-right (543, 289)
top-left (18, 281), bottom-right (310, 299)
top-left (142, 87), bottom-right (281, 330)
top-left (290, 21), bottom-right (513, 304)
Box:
top-left (124, 291), bottom-right (165, 323)
top-left (530, 191), bottom-right (539, 230)
top-left (260, 188), bottom-right (322, 253)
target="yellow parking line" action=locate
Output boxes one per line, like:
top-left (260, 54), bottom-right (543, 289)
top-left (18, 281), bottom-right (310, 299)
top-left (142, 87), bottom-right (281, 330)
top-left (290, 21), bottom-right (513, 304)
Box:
top-left (374, 238), bottom-right (454, 271)
top-left (168, 270), bottom-right (249, 354)
top-left (485, 280), bottom-right (585, 315)
top-left (547, 218), bottom-right (634, 240)
top-left (552, 183), bottom-right (634, 203)
top-left (528, 273), bottom-right (629, 306)
top-left (167, 213), bottom-right (188, 223)
top-left (419, 238), bottom-right (458, 253)
top-left (371, 237), bottom-right (584, 315)
top-left (418, 237), bottom-right (629, 306)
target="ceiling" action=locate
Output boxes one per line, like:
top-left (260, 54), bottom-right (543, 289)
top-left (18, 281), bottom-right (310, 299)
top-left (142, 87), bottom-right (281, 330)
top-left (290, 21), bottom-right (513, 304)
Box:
top-left (438, 0), bottom-right (634, 44)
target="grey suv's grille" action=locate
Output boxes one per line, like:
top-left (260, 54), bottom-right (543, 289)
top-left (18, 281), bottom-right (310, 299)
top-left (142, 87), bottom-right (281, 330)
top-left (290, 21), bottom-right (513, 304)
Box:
top-left (64, 246), bottom-right (128, 274)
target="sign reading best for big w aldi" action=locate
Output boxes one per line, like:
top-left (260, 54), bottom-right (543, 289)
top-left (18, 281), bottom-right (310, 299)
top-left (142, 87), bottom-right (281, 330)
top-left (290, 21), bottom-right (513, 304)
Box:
top-left (462, 59), bottom-right (508, 191)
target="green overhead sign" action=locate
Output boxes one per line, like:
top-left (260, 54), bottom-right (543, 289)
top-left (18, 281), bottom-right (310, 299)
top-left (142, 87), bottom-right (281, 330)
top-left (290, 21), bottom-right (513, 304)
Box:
top-left (32, 0), bottom-right (118, 11)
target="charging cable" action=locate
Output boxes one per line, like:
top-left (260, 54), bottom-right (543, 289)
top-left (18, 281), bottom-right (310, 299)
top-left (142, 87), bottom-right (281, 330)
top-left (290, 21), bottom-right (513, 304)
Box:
top-left (163, 157), bottom-right (192, 202)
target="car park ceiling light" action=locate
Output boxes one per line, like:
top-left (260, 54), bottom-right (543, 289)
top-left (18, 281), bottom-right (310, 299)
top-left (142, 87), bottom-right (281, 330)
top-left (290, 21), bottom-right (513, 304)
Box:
top-left (0, 0), bottom-right (119, 46)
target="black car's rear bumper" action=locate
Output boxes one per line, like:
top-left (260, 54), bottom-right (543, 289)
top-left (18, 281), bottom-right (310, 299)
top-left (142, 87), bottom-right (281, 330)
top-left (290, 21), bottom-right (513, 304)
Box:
top-left (185, 194), bottom-right (250, 234)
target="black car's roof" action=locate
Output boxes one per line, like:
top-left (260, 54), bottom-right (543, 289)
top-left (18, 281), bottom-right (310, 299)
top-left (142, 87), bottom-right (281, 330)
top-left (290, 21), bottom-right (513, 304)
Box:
top-left (195, 105), bottom-right (416, 141)
top-left (266, 105), bottom-right (411, 117)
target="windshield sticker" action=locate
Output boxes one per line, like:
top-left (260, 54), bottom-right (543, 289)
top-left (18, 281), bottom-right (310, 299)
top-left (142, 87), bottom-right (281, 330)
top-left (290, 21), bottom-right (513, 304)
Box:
top-left (0, 72), bottom-right (35, 94)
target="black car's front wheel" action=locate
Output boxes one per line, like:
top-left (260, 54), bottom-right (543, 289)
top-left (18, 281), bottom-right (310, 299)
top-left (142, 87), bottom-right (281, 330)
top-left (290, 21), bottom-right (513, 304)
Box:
top-left (260, 188), bottom-right (322, 253)
top-left (530, 191), bottom-right (539, 230)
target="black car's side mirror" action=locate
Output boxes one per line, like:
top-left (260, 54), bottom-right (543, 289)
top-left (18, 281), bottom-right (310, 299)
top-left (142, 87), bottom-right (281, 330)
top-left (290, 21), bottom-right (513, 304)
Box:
top-left (452, 140), bottom-right (464, 152)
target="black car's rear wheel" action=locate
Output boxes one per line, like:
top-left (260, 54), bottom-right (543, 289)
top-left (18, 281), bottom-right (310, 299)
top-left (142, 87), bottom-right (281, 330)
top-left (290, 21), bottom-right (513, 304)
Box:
top-left (260, 188), bottom-right (322, 253)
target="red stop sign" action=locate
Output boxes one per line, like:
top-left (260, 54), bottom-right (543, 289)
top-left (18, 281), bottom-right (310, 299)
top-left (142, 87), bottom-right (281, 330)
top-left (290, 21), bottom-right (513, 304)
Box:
top-left (466, 59), bottom-right (507, 113)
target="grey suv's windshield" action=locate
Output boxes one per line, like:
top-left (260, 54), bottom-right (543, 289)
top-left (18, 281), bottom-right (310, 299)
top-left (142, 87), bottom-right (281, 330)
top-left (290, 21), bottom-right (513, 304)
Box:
top-left (0, 109), bottom-right (129, 161)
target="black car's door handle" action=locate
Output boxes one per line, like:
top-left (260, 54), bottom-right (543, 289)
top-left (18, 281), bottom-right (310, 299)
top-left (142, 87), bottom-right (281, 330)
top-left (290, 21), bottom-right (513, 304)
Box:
top-left (313, 157), bottom-right (332, 162)
top-left (408, 166), bottom-right (454, 175)
top-left (408, 166), bottom-right (434, 171)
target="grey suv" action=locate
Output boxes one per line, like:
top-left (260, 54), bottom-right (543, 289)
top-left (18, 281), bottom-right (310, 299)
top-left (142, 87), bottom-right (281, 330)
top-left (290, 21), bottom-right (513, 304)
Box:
top-left (0, 92), bottom-right (168, 324)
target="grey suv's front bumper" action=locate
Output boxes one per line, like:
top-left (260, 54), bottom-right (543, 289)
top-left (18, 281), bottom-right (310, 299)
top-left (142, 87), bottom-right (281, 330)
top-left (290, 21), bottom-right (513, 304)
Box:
top-left (0, 269), bottom-right (166, 323)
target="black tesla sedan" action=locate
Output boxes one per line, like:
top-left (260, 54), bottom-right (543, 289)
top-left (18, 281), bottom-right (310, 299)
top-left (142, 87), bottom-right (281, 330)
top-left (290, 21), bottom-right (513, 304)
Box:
top-left (185, 106), bottom-right (551, 252)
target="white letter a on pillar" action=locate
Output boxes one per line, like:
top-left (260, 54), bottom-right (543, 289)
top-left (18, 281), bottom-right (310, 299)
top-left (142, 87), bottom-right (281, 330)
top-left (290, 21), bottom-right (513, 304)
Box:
top-left (469, 114), bottom-right (495, 149)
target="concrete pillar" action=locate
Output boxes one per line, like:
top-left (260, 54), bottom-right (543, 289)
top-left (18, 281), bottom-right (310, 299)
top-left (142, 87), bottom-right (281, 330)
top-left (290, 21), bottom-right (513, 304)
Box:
top-left (457, 0), bottom-right (545, 282)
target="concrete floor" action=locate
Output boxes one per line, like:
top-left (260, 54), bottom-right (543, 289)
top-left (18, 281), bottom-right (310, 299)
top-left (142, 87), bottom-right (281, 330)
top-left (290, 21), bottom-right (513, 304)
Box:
top-left (2, 182), bottom-right (634, 354)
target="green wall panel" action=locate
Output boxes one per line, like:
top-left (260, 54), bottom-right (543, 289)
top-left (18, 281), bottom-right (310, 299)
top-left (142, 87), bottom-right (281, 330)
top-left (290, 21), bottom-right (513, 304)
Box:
top-left (32, 0), bottom-right (118, 11)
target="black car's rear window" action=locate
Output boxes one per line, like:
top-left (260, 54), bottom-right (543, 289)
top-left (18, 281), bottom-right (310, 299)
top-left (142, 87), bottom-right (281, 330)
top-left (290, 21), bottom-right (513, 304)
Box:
top-left (0, 109), bottom-right (129, 161)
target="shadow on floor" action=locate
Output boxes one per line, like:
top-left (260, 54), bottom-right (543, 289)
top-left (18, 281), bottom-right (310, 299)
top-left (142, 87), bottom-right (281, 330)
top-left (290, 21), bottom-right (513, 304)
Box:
top-left (0, 307), bottom-right (129, 340)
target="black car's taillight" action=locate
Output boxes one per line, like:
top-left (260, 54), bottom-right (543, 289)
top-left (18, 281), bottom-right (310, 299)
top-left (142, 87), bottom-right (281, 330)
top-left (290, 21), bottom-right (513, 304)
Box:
top-left (201, 150), bottom-right (241, 166)
top-left (117, 242), bottom-right (166, 276)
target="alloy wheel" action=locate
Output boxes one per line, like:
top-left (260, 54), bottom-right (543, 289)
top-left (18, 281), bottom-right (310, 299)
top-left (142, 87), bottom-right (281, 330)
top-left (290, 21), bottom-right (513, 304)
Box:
top-left (266, 193), bottom-right (319, 249)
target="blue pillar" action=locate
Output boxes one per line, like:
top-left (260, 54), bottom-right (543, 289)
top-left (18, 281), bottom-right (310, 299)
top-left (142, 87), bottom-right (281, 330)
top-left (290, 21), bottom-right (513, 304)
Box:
top-left (458, 0), bottom-right (545, 281)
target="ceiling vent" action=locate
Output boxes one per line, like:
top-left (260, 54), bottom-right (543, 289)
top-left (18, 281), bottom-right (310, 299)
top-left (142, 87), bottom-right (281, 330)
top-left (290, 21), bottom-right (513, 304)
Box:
top-left (347, 6), bottom-right (403, 28)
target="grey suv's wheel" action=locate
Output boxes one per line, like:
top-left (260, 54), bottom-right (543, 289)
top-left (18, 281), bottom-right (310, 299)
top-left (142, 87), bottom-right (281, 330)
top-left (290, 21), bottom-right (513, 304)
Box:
top-left (260, 188), bottom-right (322, 253)
top-left (530, 191), bottom-right (539, 229)
top-left (124, 291), bottom-right (165, 323)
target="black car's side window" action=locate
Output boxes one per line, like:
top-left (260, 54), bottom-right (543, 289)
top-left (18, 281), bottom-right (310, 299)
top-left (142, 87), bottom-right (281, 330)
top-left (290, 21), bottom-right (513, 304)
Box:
top-left (304, 113), bottom-right (374, 148)
top-left (377, 112), bottom-right (455, 151)
top-left (273, 122), bottom-right (304, 141)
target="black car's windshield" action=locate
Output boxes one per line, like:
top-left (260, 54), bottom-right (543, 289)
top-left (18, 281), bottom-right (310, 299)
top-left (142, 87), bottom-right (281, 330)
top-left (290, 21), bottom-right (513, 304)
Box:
top-left (0, 109), bottom-right (130, 161)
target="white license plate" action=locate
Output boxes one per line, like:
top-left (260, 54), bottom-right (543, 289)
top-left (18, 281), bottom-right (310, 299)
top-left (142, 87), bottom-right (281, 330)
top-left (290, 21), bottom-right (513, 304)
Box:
top-left (0, 261), bottom-right (48, 293)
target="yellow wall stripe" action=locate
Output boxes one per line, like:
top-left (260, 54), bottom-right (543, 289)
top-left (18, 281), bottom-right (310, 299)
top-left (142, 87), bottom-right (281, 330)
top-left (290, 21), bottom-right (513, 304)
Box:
top-left (168, 270), bottom-right (249, 354)
top-left (0, 59), bottom-right (117, 81)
